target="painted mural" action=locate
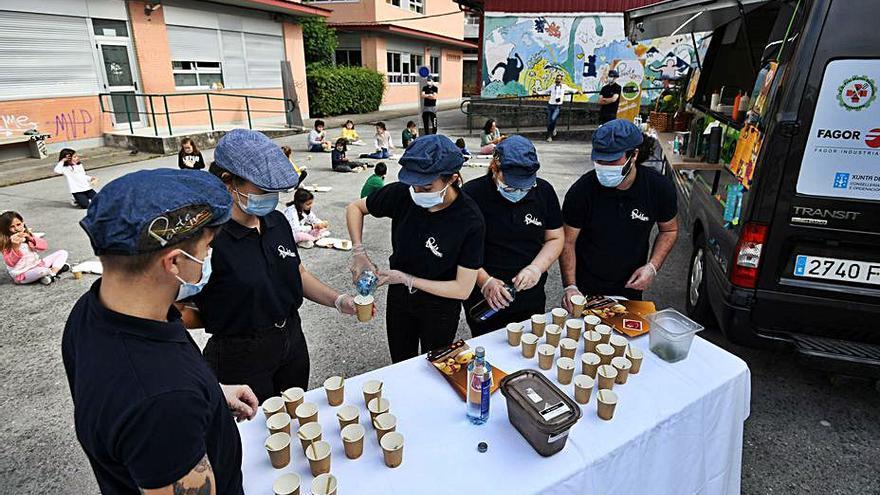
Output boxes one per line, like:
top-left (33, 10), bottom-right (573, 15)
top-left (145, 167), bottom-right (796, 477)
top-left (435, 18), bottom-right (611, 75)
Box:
top-left (482, 13), bottom-right (709, 103)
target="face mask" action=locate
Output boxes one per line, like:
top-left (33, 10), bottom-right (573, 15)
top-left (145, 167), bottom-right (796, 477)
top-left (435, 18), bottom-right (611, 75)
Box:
top-left (235, 188), bottom-right (279, 217)
top-left (175, 248), bottom-right (212, 301)
top-left (495, 177), bottom-right (532, 203)
top-left (594, 156), bottom-right (633, 188)
top-left (409, 183), bottom-right (450, 209)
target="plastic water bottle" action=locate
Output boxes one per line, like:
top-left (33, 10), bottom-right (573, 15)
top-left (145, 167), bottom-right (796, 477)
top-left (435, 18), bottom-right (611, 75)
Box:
top-left (466, 347), bottom-right (492, 425)
top-left (355, 270), bottom-right (378, 297)
top-left (468, 284), bottom-right (517, 322)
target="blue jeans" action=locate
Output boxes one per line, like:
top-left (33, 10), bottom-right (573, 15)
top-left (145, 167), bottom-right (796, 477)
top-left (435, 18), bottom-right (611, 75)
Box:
top-left (360, 148), bottom-right (390, 159)
top-left (309, 144), bottom-right (325, 152)
top-left (547, 104), bottom-right (562, 136)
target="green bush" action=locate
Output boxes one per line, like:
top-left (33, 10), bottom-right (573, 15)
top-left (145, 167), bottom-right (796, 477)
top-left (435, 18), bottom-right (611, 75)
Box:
top-left (307, 66), bottom-right (386, 117)
top-left (301, 17), bottom-right (337, 67)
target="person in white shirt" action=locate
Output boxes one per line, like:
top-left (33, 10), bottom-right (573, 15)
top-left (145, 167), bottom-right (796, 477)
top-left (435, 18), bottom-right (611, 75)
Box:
top-left (536, 74), bottom-right (581, 142)
top-left (359, 122), bottom-right (395, 160)
top-left (283, 188), bottom-right (330, 248)
top-left (54, 148), bottom-right (97, 209)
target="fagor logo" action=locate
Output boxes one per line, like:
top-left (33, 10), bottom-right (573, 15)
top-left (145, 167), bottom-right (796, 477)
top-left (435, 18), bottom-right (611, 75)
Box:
top-left (866, 128), bottom-right (880, 148)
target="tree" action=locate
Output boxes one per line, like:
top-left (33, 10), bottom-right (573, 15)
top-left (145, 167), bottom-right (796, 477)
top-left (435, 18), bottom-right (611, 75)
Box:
top-left (301, 17), bottom-right (338, 68)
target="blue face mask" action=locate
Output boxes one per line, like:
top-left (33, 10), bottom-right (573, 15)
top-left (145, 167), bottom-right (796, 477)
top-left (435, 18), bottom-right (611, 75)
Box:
top-left (409, 183), bottom-right (450, 209)
top-left (235, 188), bottom-right (279, 217)
top-left (496, 181), bottom-right (531, 203)
top-left (594, 156), bottom-right (633, 188)
top-left (175, 248), bottom-right (212, 301)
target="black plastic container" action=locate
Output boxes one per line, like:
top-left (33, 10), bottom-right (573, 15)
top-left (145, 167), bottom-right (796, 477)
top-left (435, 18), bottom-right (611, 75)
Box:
top-left (499, 369), bottom-right (582, 456)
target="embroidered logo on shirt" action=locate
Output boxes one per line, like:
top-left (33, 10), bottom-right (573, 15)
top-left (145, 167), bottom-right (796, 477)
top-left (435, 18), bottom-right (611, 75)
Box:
top-left (631, 209), bottom-right (649, 222)
top-left (524, 214), bottom-right (543, 226)
top-left (277, 245), bottom-right (298, 259)
top-left (425, 237), bottom-right (443, 258)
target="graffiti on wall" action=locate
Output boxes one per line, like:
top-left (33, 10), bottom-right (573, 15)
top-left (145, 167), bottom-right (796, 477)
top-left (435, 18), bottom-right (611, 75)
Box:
top-left (0, 114), bottom-right (38, 137)
top-left (50, 109), bottom-right (94, 141)
top-left (482, 13), bottom-right (709, 103)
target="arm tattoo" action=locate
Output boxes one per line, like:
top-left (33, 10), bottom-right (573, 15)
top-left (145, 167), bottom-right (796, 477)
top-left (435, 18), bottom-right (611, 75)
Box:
top-left (173, 476), bottom-right (212, 495)
top-left (193, 454), bottom-right (211, 473)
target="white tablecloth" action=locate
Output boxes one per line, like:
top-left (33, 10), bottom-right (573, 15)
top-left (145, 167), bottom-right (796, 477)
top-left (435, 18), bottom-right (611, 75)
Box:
top-left (238, 321), bottom-right (751, 495)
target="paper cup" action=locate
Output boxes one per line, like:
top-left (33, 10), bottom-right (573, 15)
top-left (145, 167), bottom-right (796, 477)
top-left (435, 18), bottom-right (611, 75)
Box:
top-left (597, 364), bottom-right (618, 390)
top-left (341, 423), bottom-right (365, 459)
top-left (573, 374), bottom-right (595, 404)
top-left (336, 404), bottom-right (359, 430)
top-left (262, 396), bottom-right (286, 418)
top-left (305, 440), bottom-right (332, 476)
top-left (373, 412), bottom-right (397, 442)
top-left (368, 397), bottom-right (390, 423)
top-left (354, 294), bottom-right (374, 322)
top-left (537, 344), bottom-right (556, 370)
top-left (311, 474), bottom-right (338, 495)
top-left (551, 308), bottom-right (568, 326)
top-left (273, 473), bottom-right (301, 495)
top-left (583, 314), bottom-right (601, 332)
top-left (362, 379), bottom-right (383, 406)
top-left (597, 389), bottom-right (618, 420)
top-left (297, 421), bottom-right (323, 453)
top-left (595, 324), bottom-right (613, 344)
top-left (72, 271), bottom-right (83, 280)
top-left (583, 330), bottom-right (602, 354)
top-left (530, 314), bottom-right (546, 337)
top-left (570, 294), bottom-right (586, 316)
top-left (564, 319), bottom-right (584, 341)
top-left (380, 431), bottom-right (404, 468)
top-left (294, 402), bottom-right (319, 426)
top-left (544, 324), bottom-right (562, 347)
top-left (559, 338), bottom-right (578, 359)
top-left (521, 333), bottom-right (539, 358)
top-left (611, 356), bottom-right (632, 384)
top-left (267, 412), bottom-right (291, 436)
top-left (323, 376), bottom-right (345, 406)
top-left (282, 387), bottom-right (305, 416)
top-left (581, 352), bottom-right (601, 378)
top-left (626, 346), bottom-right (644, 374)
top-left (506, 322), bottom-right (524, 346)
top-left (609, 334), bottom-right (628, 357)
top-left (596, 343), bottom-right (615, 365)
top-left (556, 357), bottom-right (576, 385)
top-left (265, 432), bottom-right (291, 469)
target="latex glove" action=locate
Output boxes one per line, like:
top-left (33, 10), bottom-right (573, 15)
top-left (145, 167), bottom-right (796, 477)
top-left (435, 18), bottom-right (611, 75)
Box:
top-left (334, 294), bottom-right (361, 316)
top-left (220, 384), bottom-right (258, 422)
top-left (625, 263), bottom-right (657, 291)
top-left (561, 286), bottom-right (583, 314)
top-left (482, 277), bottom-right (513, 311)
top-left (349, 251), bottom-right (378, 284)
top-left (376, 269), bottom-right (412, 288)
top-left (512, 265), bottom-right (541, 292)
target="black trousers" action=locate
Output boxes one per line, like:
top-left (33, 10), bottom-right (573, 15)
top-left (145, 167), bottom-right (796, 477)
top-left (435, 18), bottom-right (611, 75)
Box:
top-left (72, 189), bottom-right (96, 209)
top-left (464, 279), bottom-right (547, 337)
top-left (422, 111), bottom-right (437, 135)
top-left (386, 285), bottom-right (461, 363)
top-left (203, 316), bottom-right (310, 403)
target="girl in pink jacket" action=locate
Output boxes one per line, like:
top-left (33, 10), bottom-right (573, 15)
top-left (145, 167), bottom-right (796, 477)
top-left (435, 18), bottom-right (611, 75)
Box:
top-left (1, 211), bottom-right (69, 285)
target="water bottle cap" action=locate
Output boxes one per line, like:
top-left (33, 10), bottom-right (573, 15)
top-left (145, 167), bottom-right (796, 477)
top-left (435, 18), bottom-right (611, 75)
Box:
top-left (475, 346), bottom-right (485, 358)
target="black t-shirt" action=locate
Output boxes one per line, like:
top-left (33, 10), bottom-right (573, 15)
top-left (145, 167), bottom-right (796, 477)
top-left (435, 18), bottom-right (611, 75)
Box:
top-left (192, 210), bottom-right (304, 336)
top-left (562, 167), bottom-right (677, 296)
top-left (366, 182), bottom-right (485, 281)
top-left (422, 85), bottom-right (438, 109)
top-left (599, 82), bottom-right (622, 121)
top-left (62, 281), bottom-right (243, 494)
top-left (178, 151), bottom-right (205, 170)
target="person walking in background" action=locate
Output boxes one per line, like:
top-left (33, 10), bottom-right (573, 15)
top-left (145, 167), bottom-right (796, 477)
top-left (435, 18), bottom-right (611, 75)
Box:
top-left (284, 188), bottom-right (331, 248)
top-left (281, 145), bottom-right (308, 184)
top-left (359, 122), bottom-right (394, 160)
top-left (536, 74), bottom-right (580, 142)
top-left (360, 162), bottom-right (387, 198)
top-left (598, 69), bottom-right (622, 124)
top-left (1, 211), bottom-right (70, 285)
top-left (308, 120), bottom-right (331, 152)
top-left (421, 76), bottom-right (439, 134)
top-left (54, 148), bottom-right (97, 209)
top-left (479, 119), bottom-right (505, 155)
top-left (177, 138), bottom-right (205, 170)
top-left (341, 120), bottom-right (366, 146)
top-left (402, 121), bottom-right (419, 148)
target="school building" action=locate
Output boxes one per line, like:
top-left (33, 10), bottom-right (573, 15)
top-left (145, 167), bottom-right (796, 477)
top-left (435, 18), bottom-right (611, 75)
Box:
top-left (308, 0), bottom-right (474, 111)
top-left (0, 0), bottom-right (329, 152)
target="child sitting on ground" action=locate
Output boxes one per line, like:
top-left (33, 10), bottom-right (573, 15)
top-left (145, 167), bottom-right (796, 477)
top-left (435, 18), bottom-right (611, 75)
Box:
top-left (1, 211), bottom-right (70, 285)
top-left (177, 138), bottom-right (205, 170)
top-left (455, 138), bottom-right (472, 161)
top-left (54, 148), bottom-right (97, 209)
top-left (284, 189), bottom-right (330, 248)
top-left (360, 162), bottom-right (387, 198)
top-left (402, 120), bottom-right (418, 148)
top-left (308, 120), bottom-right (332, 152)
top-left (281, 145), bottom-right (308, 184)
top-left (359, 122), bottom-right (394, 160)
top-left (331, 138), bottom-right (367, 173)
top-left (341, 120), bottom-right (366, 146)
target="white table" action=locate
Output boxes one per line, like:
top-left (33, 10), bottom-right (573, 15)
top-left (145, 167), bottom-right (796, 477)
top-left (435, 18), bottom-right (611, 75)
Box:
top-left (239, 321), bottom-right (751, 495)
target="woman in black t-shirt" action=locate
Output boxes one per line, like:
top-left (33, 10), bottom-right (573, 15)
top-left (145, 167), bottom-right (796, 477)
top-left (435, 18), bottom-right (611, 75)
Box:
top-left (346, 135), bottom-right (485, 363)
top-left (462, 135), bottom-right (564, 336)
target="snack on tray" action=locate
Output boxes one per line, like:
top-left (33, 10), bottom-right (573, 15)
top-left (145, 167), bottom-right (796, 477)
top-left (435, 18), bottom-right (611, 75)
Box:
top-left (427, 340), bottom-right (507, 401)
top-left (581, 297), bottom-right (656, 338)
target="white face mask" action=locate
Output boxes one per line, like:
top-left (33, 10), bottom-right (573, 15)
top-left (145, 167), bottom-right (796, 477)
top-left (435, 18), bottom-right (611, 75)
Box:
top-left (409, 183), bottom-right (450, 209)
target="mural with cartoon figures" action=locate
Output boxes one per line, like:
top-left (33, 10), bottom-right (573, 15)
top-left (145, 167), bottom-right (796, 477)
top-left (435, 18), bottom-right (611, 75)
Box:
top-left (482, 13), bottom-right (709, 103)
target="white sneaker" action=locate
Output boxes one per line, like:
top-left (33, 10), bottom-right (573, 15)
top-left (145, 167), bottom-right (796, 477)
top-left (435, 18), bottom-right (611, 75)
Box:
top-left (546, 136), bottom-right (553, 142)
top-left (553, 129), bottom-right (558, 137)
top-left (40, 275), bottom-right (53, 285)
top-left (70, 199), bottom-right (78, 207)
top-left (298, 240), bottom-right (315, 249)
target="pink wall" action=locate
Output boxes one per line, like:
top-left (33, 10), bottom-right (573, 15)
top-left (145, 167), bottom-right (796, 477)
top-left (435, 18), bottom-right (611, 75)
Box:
top-left (0, 96), bottom-right (110, 145)
top-left (283, 22), bottom-right (311, 119)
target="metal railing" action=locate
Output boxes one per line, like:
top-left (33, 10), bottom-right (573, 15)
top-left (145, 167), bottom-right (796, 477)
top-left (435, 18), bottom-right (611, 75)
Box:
top-left (98, 92), bottom-right (296, 136)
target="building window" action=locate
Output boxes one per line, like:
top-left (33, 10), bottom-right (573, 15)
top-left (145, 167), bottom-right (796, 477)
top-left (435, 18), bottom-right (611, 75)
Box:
top-left (386, 52), bottom-right (402, 83)
top-left (430, 55), bottom-right (441, 83)
top-left (92, 18), bottom-right (128, 37)
top-left (386, 0), bottom-right (401, 6)
top-left (172, 61), bottom-right (224, 88)
top-left (387, 51), bottom-right (425, 84)
top-left (465, 13), bottom-right (480, 25)
top-left (336, 49), bottom-right (362, 66)
top-left (409, 54), bottom-right (423, 83)
top-left (409, 0), bottom-right (424, 14)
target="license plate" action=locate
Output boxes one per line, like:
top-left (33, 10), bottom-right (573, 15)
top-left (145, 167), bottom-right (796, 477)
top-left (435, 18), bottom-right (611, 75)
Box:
top-left (793, 255), bottom-right (880, 286)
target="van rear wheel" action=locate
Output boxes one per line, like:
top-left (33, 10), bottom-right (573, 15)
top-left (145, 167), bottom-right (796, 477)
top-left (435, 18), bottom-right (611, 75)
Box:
top-left (686, 234), bottom-right (715, 325)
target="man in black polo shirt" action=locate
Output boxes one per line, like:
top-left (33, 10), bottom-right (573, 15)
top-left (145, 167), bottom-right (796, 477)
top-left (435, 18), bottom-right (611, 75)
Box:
top-left (62, 169), bottom-right (258, 494)
top-left (597, 69), bottom-right (622, 124)
top-left (421, 76), bottom-right (439, 135)
top-left (560, 119), bottom-right (679, 306)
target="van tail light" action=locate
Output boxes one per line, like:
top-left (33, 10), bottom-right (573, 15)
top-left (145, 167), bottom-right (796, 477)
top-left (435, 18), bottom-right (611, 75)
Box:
top-left (730, 222), bottom-right (768, 289)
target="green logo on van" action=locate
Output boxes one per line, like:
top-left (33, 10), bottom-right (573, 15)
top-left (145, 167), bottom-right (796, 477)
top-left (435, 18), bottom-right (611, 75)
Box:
top-left (837, 75), bottom-right (876, 111)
